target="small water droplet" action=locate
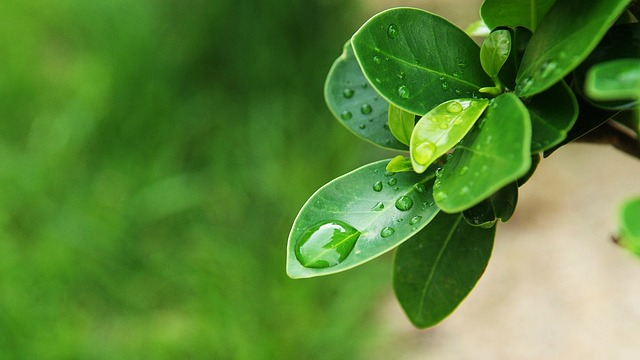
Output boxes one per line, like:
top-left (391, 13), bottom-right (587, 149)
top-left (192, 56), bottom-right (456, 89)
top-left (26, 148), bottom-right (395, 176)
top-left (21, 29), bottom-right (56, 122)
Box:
top-left (459, 166), bottom-right (469, 176)
top-left (373, 56), bottom-right (382, 64)
top-left (388, 177), bottom-right (398, 186)
top-left (361, 104), bottom-right (373, 114)
top-left (446, 101), bottom-right (463, 113)
top-left (395, 196), bottom-right (414, 211)
top-left (453, 118), bottom-right (463, 125)
top-left (414, 141), bottom-right (436, 165)
top-left (452, 71), bottom-right (461, 78)
top-left (384, 171), bottom-right (393, 177)
top-left (373, 181), bottom-right (383, 192)
top-left (481, 165), bottom-right (489, 172)
top-left (295, 221), bottom-right (360, 268)
top-left (375, 78), bottom-right (382, 84)
top-left (412, 183), bottom-right (425, 193)
top-left (380, 227), bottom-right (395, 237)
top-left (387, 24), bottom-right (399, 39)
top-left (342, 88), bottom-right (354, 98)
top-left (458, 61), bottom-right (467, 68)
top-left (397, 72), bottom-right (406, 79)
top-left (454, 89), bottom-right (462, 95)
top-left (359, 123), bottom-right (366, 129)
top-left (361, 82), bottom-right (368, 89)
top-left (409, 215), bottom-right (422, 225)
top-left (368, 118), bottom-right (374, 123)
top-left (441, 82), bottom-right (449, 91)
top-left (398, 85), bottom-right (410, 99)
top-left (460, 186), bottom-right (470, 195)
top-left (541, 60), bottom-right (557, 78)
top-left (371, 202), bottom-right (385, 211)
top-left (434, 191), bottom-right (448, 202)
top-left (383, 123), bottom-right (390, 130)
top-left (340, 110), bottom-right (352, 120)
top-left (394, 186), bottom-right (400, 191)
top-left (439, 123), bottom-right (449, 129)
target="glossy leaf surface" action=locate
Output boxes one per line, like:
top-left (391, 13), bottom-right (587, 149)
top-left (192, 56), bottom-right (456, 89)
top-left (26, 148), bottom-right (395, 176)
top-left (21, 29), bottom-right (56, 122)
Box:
top-left (410, 99), bottom-right (489, 174)
top-left (386, 155), bottom-right (413, 173)
top-left (287, 160), bottom-right (439, 278)
top-left (619, 197), bottom-right (640, 257)
top-left (527, 80), bottom-right (578, 152)
top-left (585, 59), bottom-right (640, 102)
top-left (480, 0), bottom-right (556, 31)
top-left (515, 0), bottom-right (632, 97)
top-left (463, 182), bottom-right (518, 227)
top-left (325, 41), bottom-right (407, 150)
top-left (393, 212), bottom-right (495, 328)
top-left (388, 104), bottom-right (415, 146)
top-left (351, 8), bottom-right (492, 115)
top-left (480, 30), bottom-right (511, 79)
top-left (499, 27), bottom-right (532, 91)
top-left (434, 93), bottom-right (531, 213)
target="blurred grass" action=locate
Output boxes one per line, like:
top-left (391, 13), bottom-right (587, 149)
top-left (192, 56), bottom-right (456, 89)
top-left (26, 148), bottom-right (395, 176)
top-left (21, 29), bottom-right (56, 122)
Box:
top-left (0, 0), bottom-right (396, 358)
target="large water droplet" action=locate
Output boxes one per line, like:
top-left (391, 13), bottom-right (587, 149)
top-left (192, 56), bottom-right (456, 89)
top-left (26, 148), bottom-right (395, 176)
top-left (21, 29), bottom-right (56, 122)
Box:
top-left (397, 85), bottom-right (410, 99)
top-left (373, 56), bottom-right (382, 64)
top-left (340, 110), bottom-right (352, 120)
top-left (380, 227), bottom-right (395, 237)
top-left (395, 196), bottom-right (413, 211)
top-left (414, 142), bottom-right (436, 165)
top-left (446, 101), bottom-right (463, 113)
top-left (387, 24), bottom-right (399, 39)
top-left (295, 221), bottom-right (361, 268)
top-left (342, 88), bottom-right (354, 98)
top-left (373, 181), bottom-right (383, 192)
top-left (409, 215), bottom-right (422, 225)
top-left (361, 104), bottom-right (373, 114)
top-left (371, 202), bottom-right (385, 211)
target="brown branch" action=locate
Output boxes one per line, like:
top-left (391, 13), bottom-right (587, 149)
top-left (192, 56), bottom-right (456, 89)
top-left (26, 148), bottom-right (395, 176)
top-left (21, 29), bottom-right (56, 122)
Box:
top-left (576, 120), bottom-right (640, 160)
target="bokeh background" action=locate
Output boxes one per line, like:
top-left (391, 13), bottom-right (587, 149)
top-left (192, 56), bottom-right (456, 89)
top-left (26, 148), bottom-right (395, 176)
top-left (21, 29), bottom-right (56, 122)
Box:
top-left (1, 0), bottom-right (639, 359)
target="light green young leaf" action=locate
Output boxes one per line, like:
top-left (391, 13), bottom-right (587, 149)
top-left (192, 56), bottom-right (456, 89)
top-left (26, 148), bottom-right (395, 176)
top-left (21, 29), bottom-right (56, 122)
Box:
top-left (287, 160), bottom-right (439, 279)
top-left (619, 197), bottom-right (640, 257)
top-left (434, 93), bottom-right (531, 213)
top-left (480, 0), bottom-right (556, 31)
top-left (325, 41), bottom-right (407, 150)
top-left (351, 7), bottom-right (492, 115)
top-left (393, 212), bottom-right (495, 328)
top-left (388, 104), bottom-right (415, 146)
top-left (515, 0), bottom-right (632, 97)
top-left (527, 80), bottom-right (578, 152)
top-left (410, 99), bottom-right (490, 174)
top-left (386, 155), bottom-right (414, 173)
top-left (480, 30), bottom-right (512, 80)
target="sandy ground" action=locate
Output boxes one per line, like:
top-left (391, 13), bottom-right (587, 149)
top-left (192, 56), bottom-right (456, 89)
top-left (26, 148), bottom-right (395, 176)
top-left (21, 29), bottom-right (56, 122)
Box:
top-left (382, 144), bottom-right (640, 359)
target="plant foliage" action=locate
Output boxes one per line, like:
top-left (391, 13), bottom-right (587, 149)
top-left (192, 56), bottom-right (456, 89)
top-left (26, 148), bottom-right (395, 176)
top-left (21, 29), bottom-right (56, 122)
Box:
top-left (288, 0), bottom-right (639, 328)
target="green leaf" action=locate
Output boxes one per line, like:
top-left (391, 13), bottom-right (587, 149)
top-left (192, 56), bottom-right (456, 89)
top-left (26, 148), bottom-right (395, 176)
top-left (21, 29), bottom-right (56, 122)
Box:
top-left (480, 0), bottom-right (556, 31)
top-left (498, 27), bottom-right (532, 91)
top-left (325, 41), bottom-right (407, 150)
top-left (433, 93), bottom-right (531, 213)
top-left (619, 197), bottom-right (640, 257)
top-left (463, 182), bottom-right (518, 227)
top-left (465, 19), bottom-right (490, 37)
top-left (585, 59), bottom-right (640, 102)
top-left (388, 104), bottom-right (415, 146)
top-left (527, 80), bottom-right (578, 152)
top-left (393, 212), bottom-right (495, 328)
top-left (480, 30), bottom-right (511, 80)
top-left (351, 8), bottom-right (492, 115)
top-left (574, 23), bottom-right (640, 111)
top-left (515, 0), bottom-right (632, 97)
top-left (287, 160), bottom-right (440, 279)
top-left (517, 153), bottom-right (541, 186)
top-left (386, 155), bottom-right (414, 173)
top-left (410, 99), bottom-right (490, 174)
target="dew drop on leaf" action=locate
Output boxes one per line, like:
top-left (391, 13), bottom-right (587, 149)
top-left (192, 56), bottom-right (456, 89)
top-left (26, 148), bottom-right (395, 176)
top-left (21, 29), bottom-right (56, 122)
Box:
top-left (371, 202), bottom-right (385, 211)
top-left (359, 123), bottom-right (366, 129)
top-left (372, 181), bottom-right (383, 192)
top-left (360, 104), bottom-right (373, 114)
top-left (342, 88), bottom-right (354, 98)
top-left (441, 82), bottom-right (449, 91)
top-left (340, 110), bottom-right (352, 120)
top-left (373, 56), bottom-right (382, 64)
top-left (398, 85), bottom-right (410, 99)
top-left (446, 101), bottom-right (463, 113)
top-left (439, 123), bottom-right (449, 129)
top-left (395, 196), bottom-right (414, 211)
top-left (459, 166), bottom-right (469, 176)
top-left (409, 215), bottom-right (422, 225)
top-left (388, 177), bottom-right (398, 186)
top-left (398, 72), bottom-right (406, 79)
top-left (294, 221), bottom-right (361, 268)
top-left (380, 227), bottom-right (395, 237)
top-left (361, 82), bottom-right (368, 88)
top-left (387, 23), bottom-right (399, 39)
top-left (458, 61), bottom-right (467, 68)
top-left (414, 141), bottom-right (436, 165)
top-left (434, 190), bottom-right (448, 202)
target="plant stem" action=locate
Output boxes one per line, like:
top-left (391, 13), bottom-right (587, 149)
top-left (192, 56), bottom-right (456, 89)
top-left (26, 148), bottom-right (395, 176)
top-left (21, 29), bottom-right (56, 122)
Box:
top-left (577, 120), bottom-right (640, 160)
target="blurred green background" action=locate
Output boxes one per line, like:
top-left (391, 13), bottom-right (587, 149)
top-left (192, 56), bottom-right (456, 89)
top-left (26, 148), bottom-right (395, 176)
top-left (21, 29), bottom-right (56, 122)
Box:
top-left (0, 0), bottom-right (399, 358)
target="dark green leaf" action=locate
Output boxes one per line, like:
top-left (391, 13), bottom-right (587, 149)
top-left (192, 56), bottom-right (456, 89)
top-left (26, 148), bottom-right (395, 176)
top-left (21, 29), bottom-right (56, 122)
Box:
top-left (517, 153), bottom-right (541, 186)
top-left (325, 41), bottom-right (407, 150)
top-left (619, 197), bottom-right (640, 257)
top-left (410, 99), bottom-right (489, 173)
top-left (498, 27), bottom-right (532, 91)
top-left (480, 30), bottom-right (511, 80)
top-left (585, 59), bottom-right (640, 102)
top-left (393, 212), bottom-right (495, 328)
top-left (388, 104), bottom-right (415, 146)
top-left (480, 0), bottom-right (556, 31)
top-left (386, 155), bottom-right (414, 173)
top-left (287, 160), bottom-right (439, 279)
top-left (434, 93), bottom-right (531, 212)
top-left (463, 182), bottom-right (519, 227)
top-left (526, 80), bottom-right (578, 152)
top-left (515, 0), bottom-right (632, 97)
top-left (351, 8), bottom-right (492, 115)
